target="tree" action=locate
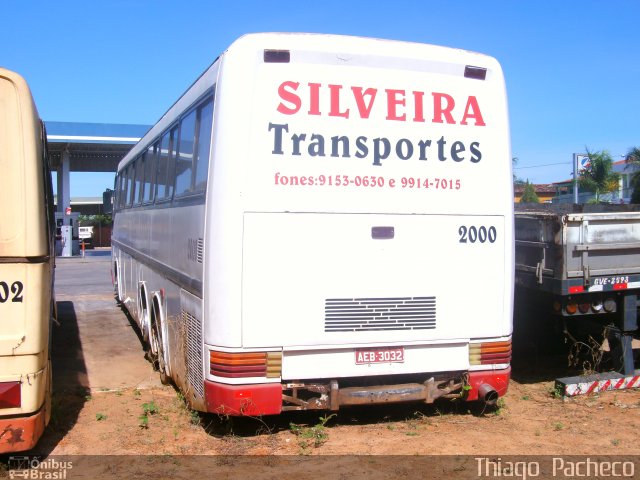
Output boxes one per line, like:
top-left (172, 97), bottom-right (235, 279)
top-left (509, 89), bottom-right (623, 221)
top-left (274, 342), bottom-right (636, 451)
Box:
top-left (78, 214), bottom-right (112, 226)
top-left (624, 147), bottom-right (640, 204)
top-left (520, 181), bottom-right (540, 203)
top-left (578, 149), bottom-right (620, 203)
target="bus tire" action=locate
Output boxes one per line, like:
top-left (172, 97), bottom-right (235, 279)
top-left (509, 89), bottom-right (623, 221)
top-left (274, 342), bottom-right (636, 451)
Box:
top-left (150, 295), bottom-right (170, 386)
top-left (113, 261), bottom-right (123, 303)
top-left (138, 283), bottom-right (150, 343)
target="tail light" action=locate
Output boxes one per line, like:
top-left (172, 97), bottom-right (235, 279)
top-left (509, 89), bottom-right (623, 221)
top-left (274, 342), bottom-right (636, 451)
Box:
top-left (469, 340), bottom-right (511, 366)
top-left (591, 300), bottom-right (603, 313)
top-left (603, 298), bottom-right (617, 313)
top-left (578, 303), bottom-right (590, 314)
top-left (565, 302), bottom-right (578, 315)
top-left (210, 351), bottom-right (282, 378)
top-left (0, 382), bottom-right (21, 409)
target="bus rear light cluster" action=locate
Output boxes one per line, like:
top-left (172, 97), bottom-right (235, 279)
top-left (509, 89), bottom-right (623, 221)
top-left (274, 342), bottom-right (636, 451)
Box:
top-left (469, 340), bottom-right (511, 366)
top-left (210, 351), bottom-right (282, 379)
top-left (0, 382), bottom-right (21, 409)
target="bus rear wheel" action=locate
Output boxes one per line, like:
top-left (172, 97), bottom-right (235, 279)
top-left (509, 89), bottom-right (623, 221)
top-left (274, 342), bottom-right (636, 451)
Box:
top-left (150, 297), bottom-right (170, 386)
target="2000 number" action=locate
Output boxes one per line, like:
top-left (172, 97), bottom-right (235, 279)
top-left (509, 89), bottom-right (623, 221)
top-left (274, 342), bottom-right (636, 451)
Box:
top-left (458, 226), bottom-right (497, 244)
top-left (0, 281), bottom-right (24, 303)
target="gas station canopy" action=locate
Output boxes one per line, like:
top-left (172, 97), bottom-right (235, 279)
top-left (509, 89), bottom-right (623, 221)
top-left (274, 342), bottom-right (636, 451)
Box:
top-left (47, 121), bottom-right (150, 172)
top-left (46, 121), bottom-right (150, 256)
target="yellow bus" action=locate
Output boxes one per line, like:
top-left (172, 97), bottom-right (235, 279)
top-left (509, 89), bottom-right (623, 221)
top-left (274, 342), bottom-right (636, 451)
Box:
top-left (0, 68), bottom-right (54, 452)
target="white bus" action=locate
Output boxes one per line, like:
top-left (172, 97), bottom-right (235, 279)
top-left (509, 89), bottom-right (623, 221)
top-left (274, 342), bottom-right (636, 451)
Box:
top-left (0, 68), bottom-right (54, 451)
top-left (111, 33), bottom-right (513, 416)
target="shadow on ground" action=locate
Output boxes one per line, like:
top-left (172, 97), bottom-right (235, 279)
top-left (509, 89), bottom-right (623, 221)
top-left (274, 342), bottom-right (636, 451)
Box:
top-left (32, 301), bottom-right (89, 455)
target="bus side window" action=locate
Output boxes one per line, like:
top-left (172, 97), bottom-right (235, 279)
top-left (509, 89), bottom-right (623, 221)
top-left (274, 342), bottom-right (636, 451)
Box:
top-left (113, 175), bottom-right (121, 211)
top-left (194, 97), bottom-right (214, 193)
top-left (167, 126), bottom-right (177, 199)
top-left (156, 130), bottom-right (176, 201)
top-left (122, 171), bottom-right (128, 209)
top-left (126, 164), bottom-right (135, 207)
top-left (135, 153), bottom-right (146, 205)
top-left (119, 169), bottom-right (129, 210)
top-left (143, 144), bottom-right (157, 204)
top-left (175, 109), bottom-right (197, 197)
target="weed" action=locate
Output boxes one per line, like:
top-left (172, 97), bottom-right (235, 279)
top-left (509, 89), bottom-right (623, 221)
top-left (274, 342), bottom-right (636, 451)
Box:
top-left (405, 431), bottom-right (419, 436)
top-left (95, 413), bottom-right (107, 421)
top-left (549, 385), bottom-right (564, 399)
top-left (611, 438), bottom-right (620, 446)
top-left (290, 414), bottom-right (336, 453)
top-left (142, 401), bottom-right (159, 415)
top-left (139, 415), bottom-right (149, 429)
top-left (565, 330), bottom-right (605, 375)
top-left (412, 411), bottom-right (430, 423)
top-left (133, 389), bottom-right (141, 397)
top-left (552, 422), bottom-right (564, 431)
top-left (139, 401), bottom-right (159, 429)
top-left (190, 410), bottom-right (201, 426)
top-left (493, 398), bottom-right (507, 416)
top-left (521, 395), bottom-right (530, 401)
top-left (115, 390), bottom-right (123, 397)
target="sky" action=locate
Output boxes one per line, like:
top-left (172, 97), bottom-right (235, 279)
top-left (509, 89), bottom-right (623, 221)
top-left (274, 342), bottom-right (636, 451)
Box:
top-left (2, 0), bottom-right (639, 196)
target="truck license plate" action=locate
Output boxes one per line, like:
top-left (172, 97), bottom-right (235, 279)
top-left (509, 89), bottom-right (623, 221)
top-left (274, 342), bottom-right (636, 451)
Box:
top-left (592, 276), bottom-right (629, 287)
top-left (355, 347), bottom-right (405, 365)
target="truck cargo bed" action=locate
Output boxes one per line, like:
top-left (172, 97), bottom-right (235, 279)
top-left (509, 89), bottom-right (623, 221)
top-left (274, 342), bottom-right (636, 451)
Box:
top-left (515, 204), bottom-right (640, 289)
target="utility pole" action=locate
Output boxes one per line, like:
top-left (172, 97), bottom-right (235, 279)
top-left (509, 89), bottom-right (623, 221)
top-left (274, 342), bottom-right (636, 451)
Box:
top-left (573, 153), bottom-right (578, 203)
top-left (573, 153), bottom-right (589, 204)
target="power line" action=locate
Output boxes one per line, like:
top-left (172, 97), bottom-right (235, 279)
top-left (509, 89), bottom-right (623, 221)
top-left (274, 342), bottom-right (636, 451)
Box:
top-left (514, 162), bottom-right (572, 170)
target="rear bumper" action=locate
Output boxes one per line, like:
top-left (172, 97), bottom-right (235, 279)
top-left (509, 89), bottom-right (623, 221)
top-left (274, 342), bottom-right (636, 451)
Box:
top-left (204, 381), bottom-right (283, 416)
top-left (204, 367), bottom-right (511, 416)
top-left (466, 367), bottom-right (511, 401)
top-left (0, 407), bottom-right (47, 453)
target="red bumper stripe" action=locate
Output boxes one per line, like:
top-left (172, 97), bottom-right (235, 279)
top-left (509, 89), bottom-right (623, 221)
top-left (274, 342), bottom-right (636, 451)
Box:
top-left (204, 381), bottom-right (282, 416)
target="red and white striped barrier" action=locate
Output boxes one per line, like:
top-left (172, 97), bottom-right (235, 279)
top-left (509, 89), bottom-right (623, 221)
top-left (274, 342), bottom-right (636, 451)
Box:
top-left (556, 372), bottom-right (640, 397)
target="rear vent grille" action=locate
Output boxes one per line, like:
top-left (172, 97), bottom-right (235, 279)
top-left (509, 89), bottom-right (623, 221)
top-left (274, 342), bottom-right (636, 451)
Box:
top-left (325, 296), bottom-right (436, 332)
top-left (196, 238), bottom-right (204, 263)
top-left (187, 238), bottom-right (204, 264)
top-left (184, 309), bottom-right (204, 397)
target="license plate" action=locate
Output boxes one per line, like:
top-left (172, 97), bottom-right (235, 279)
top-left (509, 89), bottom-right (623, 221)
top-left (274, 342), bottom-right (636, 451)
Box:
top-left (355, 347), bottom-right (405, 365)
top-left (592, 276), bottom-right (629, 287)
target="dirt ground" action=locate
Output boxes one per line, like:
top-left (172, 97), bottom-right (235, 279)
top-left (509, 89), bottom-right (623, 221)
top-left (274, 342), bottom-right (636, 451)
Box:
top-left (7, 253), bottom-right (638, 479)
top-left (36, 361), bottom-right (639, 457)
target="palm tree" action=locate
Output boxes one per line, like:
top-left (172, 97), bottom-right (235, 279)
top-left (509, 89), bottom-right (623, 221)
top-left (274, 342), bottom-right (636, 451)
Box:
top-left (624, 147), bottom-right (640, 203)
top-left (578, 149), bottom-right (620, 203)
